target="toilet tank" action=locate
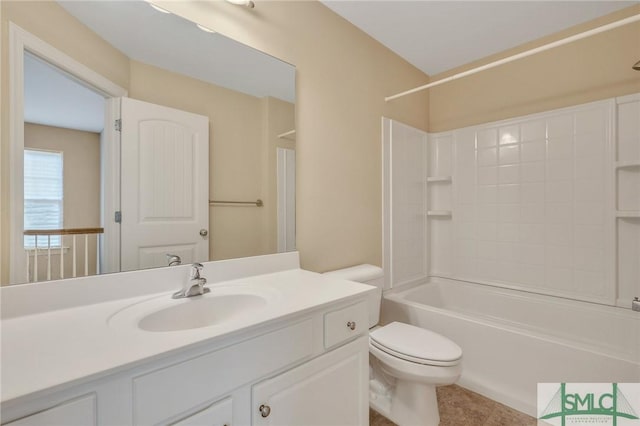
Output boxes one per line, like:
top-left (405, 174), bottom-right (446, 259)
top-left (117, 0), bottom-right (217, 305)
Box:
top-left (323, 264), bottom-right (383, 328)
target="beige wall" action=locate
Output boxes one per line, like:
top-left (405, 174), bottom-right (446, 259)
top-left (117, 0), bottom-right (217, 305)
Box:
top-left (428, 5), bottom-right (640, 132)
top-left (24, 123), bottom-right (100, 279)
top-left (159, 1), bottom-right (430, 272)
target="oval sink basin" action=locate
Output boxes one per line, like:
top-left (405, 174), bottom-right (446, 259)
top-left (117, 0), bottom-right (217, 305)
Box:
top-left (108, 285), bottom-right (277, 333)
top-left (139, 294), bottom-right (267, 332)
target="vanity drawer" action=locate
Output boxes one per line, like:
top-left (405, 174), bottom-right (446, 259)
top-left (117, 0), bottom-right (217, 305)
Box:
top-left (324, 301), bottom-right (368, 349)
top-left (133, 319), bottom-right (313, 425)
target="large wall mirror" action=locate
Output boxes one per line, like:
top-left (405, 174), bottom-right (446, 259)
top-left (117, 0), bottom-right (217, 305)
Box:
top-left (4, 0), bottom-right (296, 285)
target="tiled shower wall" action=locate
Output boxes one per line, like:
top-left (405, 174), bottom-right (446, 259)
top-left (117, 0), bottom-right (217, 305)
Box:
top-left (445, 101), bottom-right (613, 303)
top-left (427, 98), bottom-right (639, 306)
top-left (386, 96), bottom-right (639, 306)
top-left (615, 94), bottom-right (640, 306)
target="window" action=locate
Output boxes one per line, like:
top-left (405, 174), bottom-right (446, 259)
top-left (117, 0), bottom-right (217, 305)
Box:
top-left (24, 149), bottom-right (63, 248)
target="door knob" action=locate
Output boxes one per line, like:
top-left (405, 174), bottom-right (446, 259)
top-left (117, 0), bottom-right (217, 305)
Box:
top-left (259, 404), bottom-right (271, 418)
top-left (347, 321), bottom-right (356, 330)
top-left (199, 229), bottom-right (208, 237)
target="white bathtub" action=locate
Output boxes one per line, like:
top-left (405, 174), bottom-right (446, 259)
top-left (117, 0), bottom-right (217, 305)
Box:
top-left (381, 278), bottom-right (640, 416)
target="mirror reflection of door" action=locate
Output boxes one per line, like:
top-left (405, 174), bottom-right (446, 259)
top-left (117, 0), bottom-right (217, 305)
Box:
top-left (119, 97), bottom-right (209, 272)
top-left (20, 53), bottom-right (211, 281)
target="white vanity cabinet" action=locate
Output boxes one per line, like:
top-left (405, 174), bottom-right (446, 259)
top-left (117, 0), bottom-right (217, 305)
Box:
top-left (170, 397), bottom-right (233, 426)
top-left (131, 320), bottom-right (315, 425)
top-left (1, 259), bottom-right (375, 425)
top-left (3, 394), bottom-right (97, 426)
top-left (252, 336), bottom-right (369, 426)
top-left (1, 299), bottom-right (370, 426)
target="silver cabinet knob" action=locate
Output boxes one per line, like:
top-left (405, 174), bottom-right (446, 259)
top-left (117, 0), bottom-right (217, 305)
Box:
top-left (199, 229), bottom-right (208, 237)
top-left (347, 321), bottom-right (356, 331)
top-left (259, 404), bottom-right (271, 418)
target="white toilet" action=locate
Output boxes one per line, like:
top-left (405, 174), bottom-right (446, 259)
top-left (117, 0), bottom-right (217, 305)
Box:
top-left (324, 264), bottom-right (462, 426)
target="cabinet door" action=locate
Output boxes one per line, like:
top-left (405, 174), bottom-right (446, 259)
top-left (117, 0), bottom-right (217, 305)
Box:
top-left (4, 395), bottom-right (96, 426)
top-left (133, 320), bottom-right (313, 425)
top-left (170, 397), bottom-right (232, 426)
top-left (252, 336), bottom-right (368, 426)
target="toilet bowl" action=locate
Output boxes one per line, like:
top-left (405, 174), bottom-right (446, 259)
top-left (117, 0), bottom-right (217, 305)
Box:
top-left (323, 265), bottom-right (462, 426)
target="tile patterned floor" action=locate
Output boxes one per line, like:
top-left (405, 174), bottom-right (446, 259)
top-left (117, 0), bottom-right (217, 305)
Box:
top-left (369, 385), bottom-right (537, 426)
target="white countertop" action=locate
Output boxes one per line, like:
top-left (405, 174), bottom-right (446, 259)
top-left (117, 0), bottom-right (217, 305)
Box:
top-left (1, 268), bottom-right (374, 405)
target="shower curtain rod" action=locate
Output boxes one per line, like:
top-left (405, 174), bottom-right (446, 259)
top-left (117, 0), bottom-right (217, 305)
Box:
top-left (385, 13), bottom-right (640, 102)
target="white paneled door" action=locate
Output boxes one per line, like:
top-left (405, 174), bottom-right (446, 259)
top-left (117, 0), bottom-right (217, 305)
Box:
top-left (120, 98), bottom-right (209, 272)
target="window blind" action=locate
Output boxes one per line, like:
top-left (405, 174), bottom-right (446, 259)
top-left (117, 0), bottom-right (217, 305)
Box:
top-left (24, 149), bottom-right (63, 247)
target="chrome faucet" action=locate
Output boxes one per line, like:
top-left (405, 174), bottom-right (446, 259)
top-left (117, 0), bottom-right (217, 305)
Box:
top-left (172, 263), bottom-right (210, 299)
top-left (166, 254), bottom-right (182, 267)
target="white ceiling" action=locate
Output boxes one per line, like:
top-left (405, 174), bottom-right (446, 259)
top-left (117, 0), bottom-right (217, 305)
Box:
top-left (25, 53), bottom-right (106, 133)
top-left (25, 1), bottom-right (295, 133)
top-left (58, 0), bottom-right (295, 103)
top-left (321, 1), bottom-right (637, 76)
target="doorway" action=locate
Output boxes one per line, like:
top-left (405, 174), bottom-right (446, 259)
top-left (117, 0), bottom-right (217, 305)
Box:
top-left (8, 23), bottom-right (127, 284)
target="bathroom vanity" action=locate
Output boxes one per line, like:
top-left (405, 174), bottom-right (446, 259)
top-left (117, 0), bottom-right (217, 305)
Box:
top-left (0, 253), bottom-right (374, 425)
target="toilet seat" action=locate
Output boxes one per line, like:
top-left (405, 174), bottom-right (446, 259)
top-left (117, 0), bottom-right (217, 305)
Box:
top-left (370, 322), bottom-right (462, 367)
top-left (369, 342), bottom-right (462, 386)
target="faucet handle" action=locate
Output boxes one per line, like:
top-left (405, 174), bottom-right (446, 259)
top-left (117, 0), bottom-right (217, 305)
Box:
top-left (190, 263), bottom-right (204, 279)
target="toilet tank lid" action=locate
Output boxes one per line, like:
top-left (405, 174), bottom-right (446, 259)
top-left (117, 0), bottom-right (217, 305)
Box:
top-left (323, 264), bottom-right (383, 282)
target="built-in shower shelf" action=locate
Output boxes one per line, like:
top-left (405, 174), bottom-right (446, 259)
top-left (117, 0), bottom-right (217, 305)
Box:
top-left (426, 176), bottom-right (452, 183)
top-left (616, 211), bottom-right (640, 218)
top-left (615, 160), bottom-right (640, 169)
top-left (277, 129), bottom-right (296, 140)
top-left (427, 210), bottom-right (452, 217)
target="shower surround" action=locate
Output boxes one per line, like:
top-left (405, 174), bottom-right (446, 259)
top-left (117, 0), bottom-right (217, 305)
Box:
top-left (381, 93), bottom-right (640, 414)
top-left (384, 94), bottom-right (639, 307)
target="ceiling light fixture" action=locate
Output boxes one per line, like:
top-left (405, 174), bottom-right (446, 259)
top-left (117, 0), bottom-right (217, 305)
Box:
top-left (147, 2), bottom-right (171, 14)
top-left (633, 60), bottom-right (640, 71)
top-left (196, 23), bottom-right (216, 34)
top-left (225, 0), bottom-right (255, 9)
